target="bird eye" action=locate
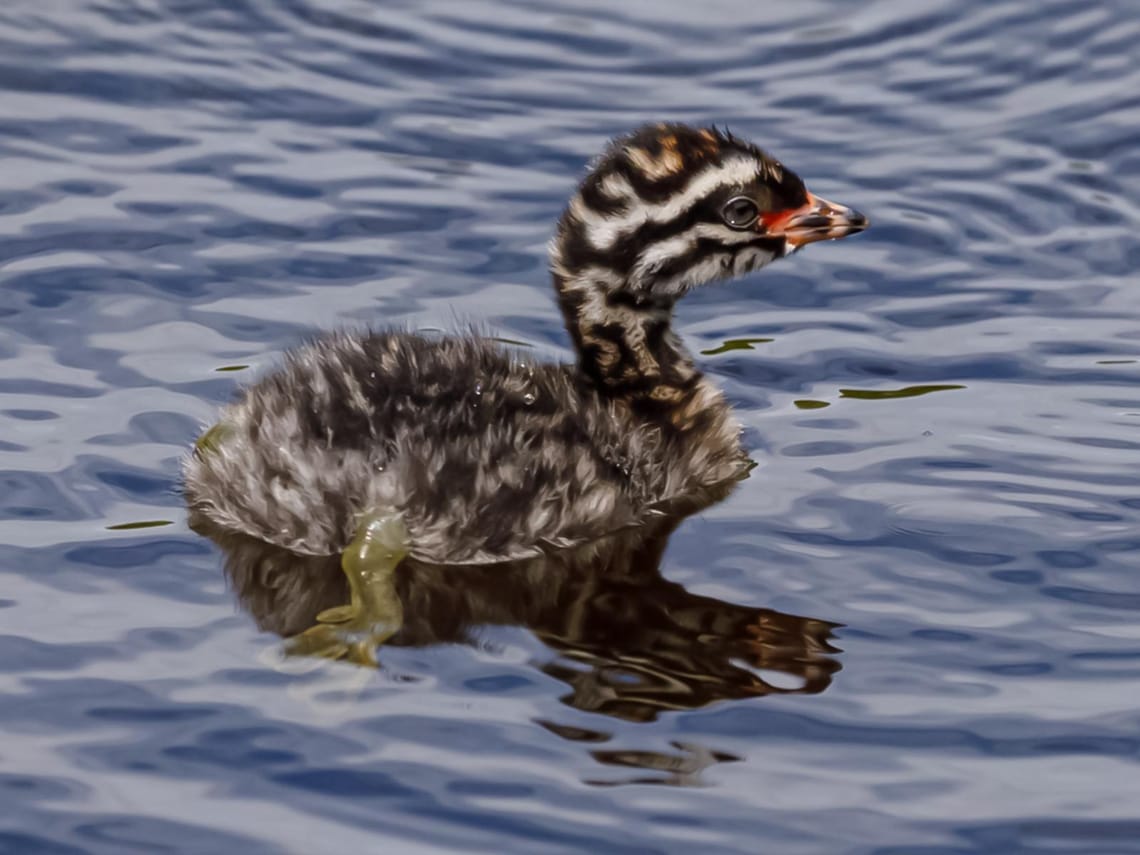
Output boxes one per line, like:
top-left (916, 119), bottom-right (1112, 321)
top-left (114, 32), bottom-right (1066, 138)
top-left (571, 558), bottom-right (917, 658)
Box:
top-left (721, 196), bottom-right (759, 229)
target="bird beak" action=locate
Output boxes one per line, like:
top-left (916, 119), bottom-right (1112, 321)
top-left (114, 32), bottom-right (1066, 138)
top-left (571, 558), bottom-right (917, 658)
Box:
top-left (763, 192), bottom-right (869, 248)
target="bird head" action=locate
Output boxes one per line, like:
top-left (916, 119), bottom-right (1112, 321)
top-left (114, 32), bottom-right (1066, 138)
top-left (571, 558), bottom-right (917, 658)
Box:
top-left (552, 123), bottom-right (868, 301)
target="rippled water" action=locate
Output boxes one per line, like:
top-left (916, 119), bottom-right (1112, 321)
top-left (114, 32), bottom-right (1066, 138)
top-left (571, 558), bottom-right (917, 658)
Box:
top-left (3, 1), bottom-right (1140, 852)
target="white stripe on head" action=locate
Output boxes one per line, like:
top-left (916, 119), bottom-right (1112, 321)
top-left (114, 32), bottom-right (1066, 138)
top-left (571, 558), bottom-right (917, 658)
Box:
top-left (650, 254), bottom-right (733, 296)
top-left (575, 156), bottom-right (763, 251)
top-left (644, 243), bottom-right (778, 296)
top-left (630, 222), bottom-right (756, 285)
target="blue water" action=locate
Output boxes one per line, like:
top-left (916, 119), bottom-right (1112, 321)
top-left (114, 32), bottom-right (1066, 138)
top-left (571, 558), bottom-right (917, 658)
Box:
top-left (3, 1), bottom-right (1140, 852)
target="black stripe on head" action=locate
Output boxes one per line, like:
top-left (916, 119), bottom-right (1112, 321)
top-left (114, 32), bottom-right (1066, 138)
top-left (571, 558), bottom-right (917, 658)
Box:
top-left (647, 235), bottom-right (787, 291)
top-left (555, 213), bottom-right (616, 273)
top-left (561, 171), bottom-right (757, 276)
top-left (618, 157), bottom-right (692, 204)
top-left (770, 163), bottom-right (809, 211)
top-left (648, 236), bottom-right (733, 282)
top-left (609, 124), bottom-right (731, 200)
top-left (605, 123), bottom-right (805, 201)
top-left (604, 206), bottom-right (709, 275)
top-left (556, 193), bottom-right (713, 277)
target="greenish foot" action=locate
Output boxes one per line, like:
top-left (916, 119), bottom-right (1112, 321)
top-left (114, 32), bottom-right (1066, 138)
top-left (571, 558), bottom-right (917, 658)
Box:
top-left (194, 421), bottom-right (233, 456)
top-left (285, 510), bottom-right (409, 667)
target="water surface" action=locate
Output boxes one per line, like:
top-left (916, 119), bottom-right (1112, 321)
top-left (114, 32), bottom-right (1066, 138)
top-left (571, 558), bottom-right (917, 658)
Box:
top-left (2, 1), bottom-right (1140, 852)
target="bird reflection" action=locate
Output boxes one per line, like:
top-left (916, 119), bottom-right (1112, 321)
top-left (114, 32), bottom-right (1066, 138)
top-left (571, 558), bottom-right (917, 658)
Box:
top-left (191, 508), bottom-right (841, 730)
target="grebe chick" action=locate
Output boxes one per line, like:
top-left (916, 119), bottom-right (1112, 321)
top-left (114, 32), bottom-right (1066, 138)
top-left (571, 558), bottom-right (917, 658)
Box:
top-left (184, 123), bottom-right (867, 567)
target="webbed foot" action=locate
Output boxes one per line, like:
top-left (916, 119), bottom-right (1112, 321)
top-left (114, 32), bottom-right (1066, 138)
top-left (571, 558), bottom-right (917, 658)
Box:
top-left (284, 510), bottom-right (409, 667)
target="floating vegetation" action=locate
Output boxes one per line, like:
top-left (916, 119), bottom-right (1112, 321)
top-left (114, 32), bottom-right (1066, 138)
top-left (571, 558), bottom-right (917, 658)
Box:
top-left (793, 399), bottom-right (831, 410)
top-left (839, 384), bottom-right (965, 401)
top-left (215, 364), bottom-right (250, 372)
top-left (106, 520), bottom-right (174, 531)
top-left (701, 337), bottom-right (774, 355)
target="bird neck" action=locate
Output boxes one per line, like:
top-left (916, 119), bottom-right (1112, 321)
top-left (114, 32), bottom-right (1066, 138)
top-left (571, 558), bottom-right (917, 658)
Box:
top-left (554, 270), bottom-right (700, 403)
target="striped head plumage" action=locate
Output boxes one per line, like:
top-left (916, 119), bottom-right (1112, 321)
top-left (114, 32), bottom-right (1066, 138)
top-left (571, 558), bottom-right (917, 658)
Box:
top-left (551, 123), bottom-right (867, 397)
